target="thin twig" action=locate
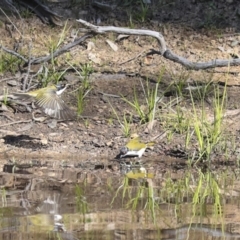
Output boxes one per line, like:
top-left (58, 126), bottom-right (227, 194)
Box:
top-left (0, 113), bottom-right (15, 121)
top-left (0, 77), bottom-right (17, 82)
top-left (0, 34), bottom-right (92, 66)
top-left (119, 50), bottom-right (146, 65)
top-left (0, 7), bottom-right (22, 37)
top-left (23, 43), bottom-right (33, 91)
top-left (31, 34), bottom-right (93, 64)
top-left (0, 120), bottom-right (32, 127)
top-left (0, 45), bottom-right (28, 63)
top-left (97, 91), bottom-right (121, 98)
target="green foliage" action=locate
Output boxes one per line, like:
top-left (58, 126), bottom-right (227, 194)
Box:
top-left (0, 50), bottom-right (22, 74)
top-left (111, 171), bottom-right (157, 223)
top-left (66, 61), bottom-right (93, 116)
top-left (163, 107), bottom-right (190, 135)
top-left (122, 69), bottom-right (164, 125)
top-left (47, 21), bottom-right (69, 67)
top-left (108, 100), bottom-right (132, 137)
top-left (20, 8), bottom-right (33, 19)
top-left (38, 65), bottom-right (70, 87)
top-left (192, 170), bottom-right (222, 219)
top-left (135, 0), bottom-right (150, 23)
top-left (189, 82), bottom-right (227, 162)
top-left (2, 87), bottom-right (9, 106)
top-left (75, 185), bottom-right (88, 214)
top-left (76, 63), bottom-right (93, 115)
top-left (125, 0), bottom-right (151, 24)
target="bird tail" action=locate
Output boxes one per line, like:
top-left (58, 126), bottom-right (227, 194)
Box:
top-left (13, 93), bottom-right (33, 100)
top-left (146, 141), bottom-right (155, 147)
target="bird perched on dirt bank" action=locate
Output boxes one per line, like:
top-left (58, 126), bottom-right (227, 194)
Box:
top-left (13, 83), bottom-right (75, 120)
top-left (119, 134), bottom-right (155, 158)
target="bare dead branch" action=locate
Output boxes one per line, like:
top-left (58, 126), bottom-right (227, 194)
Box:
top-left (76, 19), bottom-right (167, 55)
top-left (0, 33), bottom-right (93, 67)
top-left (31, 33), bottom-right (93, 64)
top-left (164, 49), bottom-right (240, 70)
top-left (0, 113), bottom-right (15, 121)
top-left (0, 77), bottom-right (17, 82)
top-left (92, 1), bottom-right (116, 11)
top-left (77, 19), bottom-right (240, 70)
top-left (0, 45), bottom-right (28, 63)
top-left (119, 50), bottom-right (146, 65)
top-left (23, 43), bottom-right (33, 91)
top-left (0, 119), bottom-right (32, 127)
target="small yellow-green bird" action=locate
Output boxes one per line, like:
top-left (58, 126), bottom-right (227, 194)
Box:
top-left (14, 83), bottom-right (75, 120)
top-left (120, 134), bottom-right (155, 158)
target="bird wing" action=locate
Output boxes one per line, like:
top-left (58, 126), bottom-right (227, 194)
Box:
top-left (13, 93), bottom-right (34, 101)
top-left (35, 88), bottom-right (75, 120)
top-left (146, 142), bottom-right (155, 147)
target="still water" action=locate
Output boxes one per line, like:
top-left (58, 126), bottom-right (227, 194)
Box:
top-left (0, 158), bottom-right (239, 240)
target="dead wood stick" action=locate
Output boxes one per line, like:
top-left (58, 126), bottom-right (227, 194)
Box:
top-left (77, 19), bottom-right (167, 55)
top-left (0, 45), bottom-right (28, 62)
top-left (31, 33), bottom-right (93, 64)
top-left (77, 19), bottom-right (240, 70)
top-left (0, 33), bottom-right (93, 66)
top-left (163, 50), bottom-right (240, 70)
top-left (0, 120), bottom-right (32, 127)
top-left (0, 77), bottom-right (17, 82)
top-left (119, 50), bottom-right (146, 65)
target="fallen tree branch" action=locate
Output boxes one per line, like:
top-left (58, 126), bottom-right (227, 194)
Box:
top-left (77, 19), bottom-right (240, 70)
top-left (0, 33), bottom-right (93, 66)
top-left (0, 45), bottom-right (28, 63)
top-left (77, 19), bottom-right (167, 55)
top-left (163, 50), bottom-right (240, 70)
top-left (1, 19), bottom-right (238, 72)
top-left (31, 33), bottom-right (93, 64)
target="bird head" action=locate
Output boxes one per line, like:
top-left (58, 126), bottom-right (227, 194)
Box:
top-left (120, 146), bottom-right (129, 155)
top-left (56, 83), bottom-right (68, 95)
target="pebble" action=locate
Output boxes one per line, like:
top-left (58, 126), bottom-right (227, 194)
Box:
top-left (41, 138), bottom-right (48, 145)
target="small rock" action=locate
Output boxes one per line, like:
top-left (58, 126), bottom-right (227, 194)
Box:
top-left (218, 38), bottom-right (223, 44)
top-left (217, 46), bottom-right (225, 52)
top-left (88, 52), bottom-right (102, 64)
top-left (106, 141), bottom-right (113, 147)
top-left (210, 40), bottom-right (216, 45)
top-left (7, 80), bottom-right (17, 86)
top-left (41, 138), bottom-right (48, 145)
top-left (48, 120), bottom-right (57, 129)
top-left (231, 40), bottom-right (239, 47)
top-left (87, 42), bottom-right (95, 51)
top-left (48, 133), bottom-right (64, 142)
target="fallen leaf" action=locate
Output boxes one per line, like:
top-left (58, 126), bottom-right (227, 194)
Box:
top-left (88, 52), bottom-right (102, 64)
top-left (106, 39), bottom-right (118, 51)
